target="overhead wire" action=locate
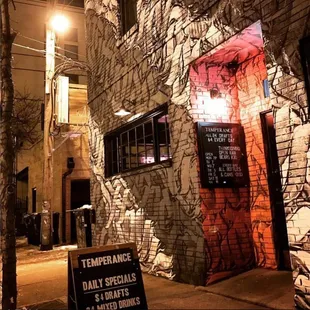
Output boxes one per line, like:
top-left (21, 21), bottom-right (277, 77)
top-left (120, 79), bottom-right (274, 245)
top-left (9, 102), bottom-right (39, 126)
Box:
top-left (16, 32), bottom-right (86, 59)
top-left (13, 40), bottom-right (90, 138)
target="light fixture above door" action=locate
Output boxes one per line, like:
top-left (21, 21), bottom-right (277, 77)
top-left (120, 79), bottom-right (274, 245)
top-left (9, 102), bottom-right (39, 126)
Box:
top-left (114, 99), bottom-right (136, 116)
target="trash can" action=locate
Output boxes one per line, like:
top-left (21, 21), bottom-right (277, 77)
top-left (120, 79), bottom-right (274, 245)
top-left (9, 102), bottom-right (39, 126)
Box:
top-left (24, 212), bottom-right (60, 246)
top-left (73, 205), bottom-right (94, 248)
top-left (53, 212), bottom-right (60, 245)
top-left (23, 213), bottom-right (41, 245)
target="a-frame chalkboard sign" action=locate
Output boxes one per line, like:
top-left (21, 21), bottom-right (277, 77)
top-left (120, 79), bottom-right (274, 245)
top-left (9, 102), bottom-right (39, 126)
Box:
top-left (68, 243), bottom-right (148, 310)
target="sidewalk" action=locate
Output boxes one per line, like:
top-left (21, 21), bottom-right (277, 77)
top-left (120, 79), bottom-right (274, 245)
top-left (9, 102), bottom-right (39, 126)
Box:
top-left (196, 269), bottom-right (295, 309)
top-left (7, 238), bottom-right (295, 309)
top-left (21, 268), bottom-right (295, 310)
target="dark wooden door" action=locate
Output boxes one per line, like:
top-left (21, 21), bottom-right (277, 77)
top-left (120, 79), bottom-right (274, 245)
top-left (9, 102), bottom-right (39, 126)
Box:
top-left (70, 179), bottom-right (90, 243)
top-left (261, 110), bottom-right (290, 270)
top-left (32, 187), bottom-right (37, 213)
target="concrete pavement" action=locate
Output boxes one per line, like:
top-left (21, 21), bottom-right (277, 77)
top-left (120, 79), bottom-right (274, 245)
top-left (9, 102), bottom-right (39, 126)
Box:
top-left (17, 259), bottom-right (295, 309)
top-left (5, 238), bottom-right (295, 309)
top-left (197, 269), bottom-right (295, 309)
top-left (17, 257), bottom-right (267, 309)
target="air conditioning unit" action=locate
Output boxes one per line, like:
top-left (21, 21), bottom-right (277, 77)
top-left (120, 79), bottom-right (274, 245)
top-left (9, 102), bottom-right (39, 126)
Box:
top-left (55, 76), bottom-right (69, 124)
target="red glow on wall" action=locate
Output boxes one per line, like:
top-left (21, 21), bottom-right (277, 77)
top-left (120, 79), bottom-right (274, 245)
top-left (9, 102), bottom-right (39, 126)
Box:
top-left (190, 22), bottom-right (277, 284)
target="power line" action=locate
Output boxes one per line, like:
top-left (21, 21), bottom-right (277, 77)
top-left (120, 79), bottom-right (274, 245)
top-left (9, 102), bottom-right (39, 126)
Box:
top-left (12, 42), bottom-right (85, 63)
top-left (16, 32), bottom-right (86, 59)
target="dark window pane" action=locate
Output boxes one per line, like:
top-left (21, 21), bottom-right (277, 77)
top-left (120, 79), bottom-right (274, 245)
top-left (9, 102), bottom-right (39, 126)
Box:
top-left (144, 122), bottom-right (153, 136)
top-left (112, 161), bottom-right (118, 174)
top-left (65, 74), bottom-right (79, 84)
top-left (129, 129), bottom-right (135, 142)
top-left (119, 0), bottom-right (137, 35)
top-left (121, 132), bottom-right (128, 145)
top-left (300, 35), bottom-right (310, 109)
top-left (158, 130), bottom-right (167, 145)
top-left (64, 44), bottom-right (78, 60)
top-left (136, 125), bottom-right (143, 139)
top-left (57, 0), bottom-right (84, 8)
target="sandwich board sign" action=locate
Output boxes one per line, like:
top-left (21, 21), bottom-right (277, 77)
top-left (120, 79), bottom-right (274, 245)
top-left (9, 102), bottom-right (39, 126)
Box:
top-left (68, 243), bottom-right (148, 310)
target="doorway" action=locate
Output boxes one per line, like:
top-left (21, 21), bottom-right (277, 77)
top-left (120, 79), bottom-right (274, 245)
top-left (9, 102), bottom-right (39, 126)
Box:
top-left (260, 110), bottom-right (291, 270)
top-left (32, 187), bottom-right (37, 213)
top-left (70, 179), bottom-right (90, 243)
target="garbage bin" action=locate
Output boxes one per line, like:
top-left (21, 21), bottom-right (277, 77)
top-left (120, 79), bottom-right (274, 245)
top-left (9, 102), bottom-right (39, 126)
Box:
top-left (73, 205), bottom-right (94, 248)
top-left (23, 213), bottom-right (41, 245)
top-left (53, 212), bottom-right (60, 245)
top-left (23, 212), bottom-right (60, 246)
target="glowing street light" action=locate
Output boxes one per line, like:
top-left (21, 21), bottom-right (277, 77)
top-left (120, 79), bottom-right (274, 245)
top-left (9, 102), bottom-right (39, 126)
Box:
top-left (50, 14), bottom-right (70, 33)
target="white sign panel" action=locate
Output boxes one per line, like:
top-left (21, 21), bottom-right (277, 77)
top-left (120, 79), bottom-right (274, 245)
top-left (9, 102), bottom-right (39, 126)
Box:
top-left (56, 76), bottom-right (69, 124)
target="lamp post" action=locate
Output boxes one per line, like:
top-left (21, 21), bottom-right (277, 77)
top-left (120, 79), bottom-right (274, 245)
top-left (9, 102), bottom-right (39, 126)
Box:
top-left (40, 13), bottom-right (69, 251)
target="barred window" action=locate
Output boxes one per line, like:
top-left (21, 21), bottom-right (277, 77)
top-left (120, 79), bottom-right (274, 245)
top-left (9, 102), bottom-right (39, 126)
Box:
top-left (119, 0), bottom-right (137, 36)
top-left (104, 104), bottom-right (171, 177)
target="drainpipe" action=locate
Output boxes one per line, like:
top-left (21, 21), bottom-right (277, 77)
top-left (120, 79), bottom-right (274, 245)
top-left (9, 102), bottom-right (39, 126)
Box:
top-left (61, 157), bottom-right (75, 243)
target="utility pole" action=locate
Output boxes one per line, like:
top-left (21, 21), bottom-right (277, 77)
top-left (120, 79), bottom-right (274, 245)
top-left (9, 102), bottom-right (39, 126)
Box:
top-left (40, 4), bottom-right (69, 251)
top-left (40, 4), bottom-right (56, 251)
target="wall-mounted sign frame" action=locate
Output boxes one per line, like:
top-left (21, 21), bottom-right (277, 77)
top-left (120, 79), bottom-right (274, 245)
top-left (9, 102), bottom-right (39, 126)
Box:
top-left (196, 122), bottom-right (250, 188)
top-left (68, 243), bottom-right (148, 310)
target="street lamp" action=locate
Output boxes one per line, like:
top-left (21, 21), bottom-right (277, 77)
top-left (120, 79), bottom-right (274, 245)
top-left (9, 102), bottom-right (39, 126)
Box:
top-left (51, 14), bottom-right (70, 33)
top-left (40, 13), bottom-right (69, 251)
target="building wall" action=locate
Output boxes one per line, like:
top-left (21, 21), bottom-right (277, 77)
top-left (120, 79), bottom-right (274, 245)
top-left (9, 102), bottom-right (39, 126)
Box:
top-left (85, 0), bottom-right (310, 306)
top-left (11, 0), bottom-right (87, 98)
top-left (189, 54), bottom-right (277, 284)
top-left (16, 85), bottom-right (90, 241)
top-left (12, 0), bottom-right (90, 241)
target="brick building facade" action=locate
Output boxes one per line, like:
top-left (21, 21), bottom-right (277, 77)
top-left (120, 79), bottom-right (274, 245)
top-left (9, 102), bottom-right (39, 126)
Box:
top-left (12, 0), bottom-right (90, 242)
top-left (85, 0), bottom-right (310, 307)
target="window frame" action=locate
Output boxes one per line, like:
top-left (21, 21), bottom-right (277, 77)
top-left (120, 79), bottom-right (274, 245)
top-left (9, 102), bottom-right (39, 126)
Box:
top-left (119, 0), bottom-right (137, 36)
top-left (104, 104), bottom-right (171, 177)
top-left (64, 44), bottom-right (79, 60)
top-left (300, 35), bottom-right (310, 116)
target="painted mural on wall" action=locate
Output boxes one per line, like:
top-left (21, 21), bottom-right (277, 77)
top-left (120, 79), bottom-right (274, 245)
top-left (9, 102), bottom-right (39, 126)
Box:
top-left (85, 0), bottom-right (310, 307)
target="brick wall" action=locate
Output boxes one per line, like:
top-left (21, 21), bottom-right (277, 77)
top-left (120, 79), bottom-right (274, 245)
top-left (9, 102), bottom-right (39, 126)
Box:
top-left (86, 0), bottom-right (310, 306)
top-left (16, 85), bottom-right (90, 242)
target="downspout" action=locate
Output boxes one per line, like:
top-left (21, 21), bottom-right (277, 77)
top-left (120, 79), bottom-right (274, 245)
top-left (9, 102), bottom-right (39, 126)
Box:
top-left (61, 161), bottom-right (74, 243)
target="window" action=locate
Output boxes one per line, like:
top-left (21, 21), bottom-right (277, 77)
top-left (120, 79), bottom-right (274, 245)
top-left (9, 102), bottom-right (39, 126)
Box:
top-left (300, 35), bottom-right (310, 114)
top-left (119, 0), bottom-right (137, 36)
top-left (57, 0), bottom-right (84, 8)
top-left (65, 74), bottom-right (79, 84)
top-left (105, 104), bottom-right (171, 177)
top-left (64, 44), bottom-right (78, 60)
top-left (64, 28), bottom-right (78, 42)
top-left (40, 0), bottom-right (84, 7)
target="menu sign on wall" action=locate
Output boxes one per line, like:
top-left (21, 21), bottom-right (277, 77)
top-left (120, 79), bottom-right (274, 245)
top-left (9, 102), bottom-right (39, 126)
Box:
top-left (197, 122), bottom-right (249, 188)
top-left (68, 243), bottom-right (148, 310)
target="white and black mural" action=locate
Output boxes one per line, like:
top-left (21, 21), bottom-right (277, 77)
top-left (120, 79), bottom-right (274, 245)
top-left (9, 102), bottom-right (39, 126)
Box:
top-left (85, 0), bottom-right (310, 307)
